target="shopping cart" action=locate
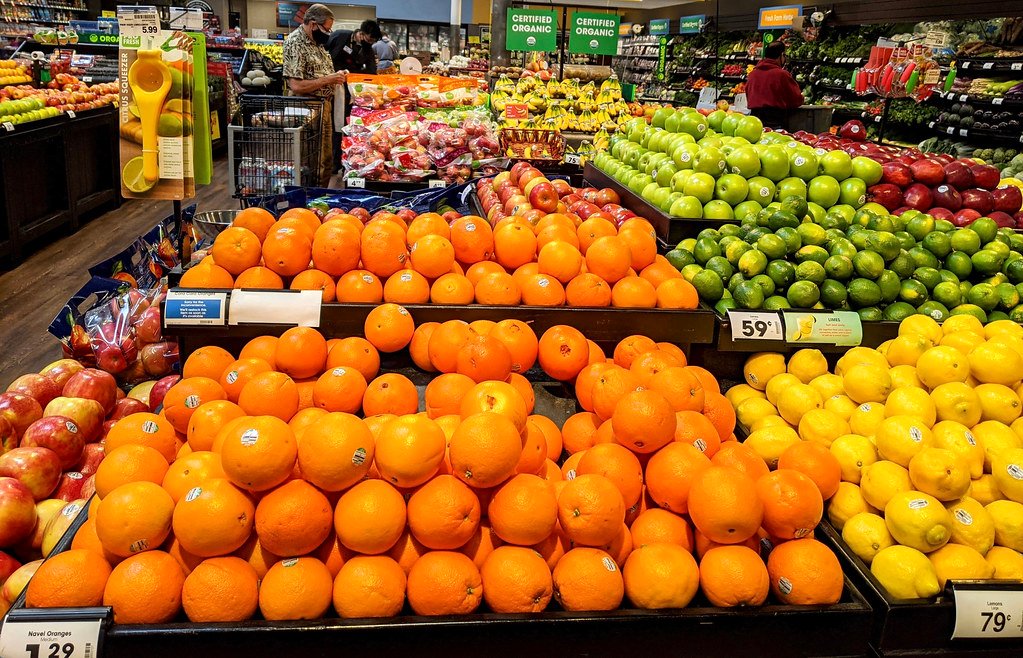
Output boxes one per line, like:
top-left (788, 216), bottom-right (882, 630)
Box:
top-left (227, 95), bottom-right (327, 199)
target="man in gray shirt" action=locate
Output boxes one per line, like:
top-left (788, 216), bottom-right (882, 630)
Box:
top-left (373, 34), bottom-right (400, 69)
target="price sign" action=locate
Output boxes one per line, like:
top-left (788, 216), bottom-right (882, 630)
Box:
top-left (118, 6), bottom-right (160, 47)
top-left (951, 583), bottom-right (1023, 639)
top-left (960, 128), bottom-right (969, 137)
top-left (0, 609), bottom-right (106, 658)
top-left (783, 311), bottom-right (862, 345)
top-left (347, 177), bottom-right (365, 189)
top-left (929, 121), bottom-right (936, 128)
top-left (983, 62), bottom-right (994, 70)
top-left (564, 153), bottom-right (581, 165)
top-left (1013, 62), bottom-right (1023, 71)
top-left (428, 179), bottom-right (446, 188)
top-left (2, 122), bottom-right (13, 132)
top-left (728, 310), bottom-right (784, 341)
top-left (66, 110), bottom-right (75, 119)
top-left (165, 289), bottom-right (228, 326)
top-left (230, 289), bottom-right (322, 327)
top-left (993, 98), bottom-right (1004, 105)
top-left (962, 61), bottom-right (971, 69)
top-left (960, 94), bottom-right (969, 102)
top-left (504, 103), bottom-right (529, 120)
top-left (80, 76), bottom-right (91, 83)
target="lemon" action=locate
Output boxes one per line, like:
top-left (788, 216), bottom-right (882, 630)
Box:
top-left (750, 415), bottom-right (792, 432)
top-left (725, 383), bottom-right (766, 408)
top-left (972, 421), bottom-right (1023, 472)
top-left (931, 421), bottom-right (985, 479)
top-left (985, 546), bottom-right (1023, 579)
top-left (928, 543), bottom-right (994, 588)
top-left (1011, 417), bottom-right (1023, 442)
top-left (884, 387), bottom-right (937, 427)
top-left (735, 397), bottom-right (779, 429)
top-left (889, 365), bottom-right (922, 390)
top-left (843, 364), bottom-right (893, 404)
top-left (969, 475), bottom-right (1006, 506)
top-left (871, 545), bottom-right (941, 600)
top-left (968, 342), bottom-right (1023, 387)
top-left (916, 346), bottom-right (970, 389)
top-left (824, 394), bottom-right (858, 421)
top-left (744, 426), bottom-right (800, 469)
top-left (945, 497), bottom-right (996, 555)
top-left (884, 491), bottom-right (953, 553)
top-left (984, 319), bottom-right (1023, 340)
top-left (809, 373), bottom-right (845, 400)
top-left (991, 448), bottom-right (1023, 504)
top-left (975, 384), bottom-right (1022, 424)
top-left (908, 447), bottom-right (971, 501)
top-left (942, 314), bottom-right (985, 337)
top-left (797, 408), bottom-right (850, 448)
top-left (931, 382), bottom-right (982, 427)
top-left (987, 500), bottom-right (1023, 551)
top-left (988, 333), bottom-right (1023, 361)
top-left (939, 331), bottom-right (985, 356)
top-left (861, 461), bottom-right (913, 510)
top-left (849, 402), bottom-right (887, 437)
top-left (743, 352), bottom-right (787, 390)
top-left (900, 315), bottom-right (943, 345)
top-left (787, 348), bottom-right (829, 384)
top-left (836, 347), bottom-right (890, 377)
top-left (765, 373), bottom-right (802, 406)
top-left (776, 384), bottom-right (823, 426)
top-left (843, 512), bottom-right (895, 564)
top-left (875, 416), bottom-right (934, 467)
top-left (828, 481), bottom-right (878, 530)
top-left (885, 333), bottom-right (933, 367)
top-left (876, 340), bottom-right (892, 361)
top-left (831, 434), bottom-right (878, 484)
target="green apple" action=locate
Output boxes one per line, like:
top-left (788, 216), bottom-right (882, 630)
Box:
top-left (735, 200), bottom-right (764, 222)
top-left (721, 113), bottom-right (741, 137)
top-left (624, 146), bottom-right (646, 168)
top-left (746, 176), bottom-right (777, 207)
top-left (644, 152), bottom-right (670, 176)
top-left (726, 146), bottom-right (761, 178)
top-left (759, 146), bottom-right (791, 182)
top-left (819, 150), bottom-right (853, 181)
top-left (679, 112), bottom-right (709, 139)
top-left (808, 175), bottom-right (841, 207)
top-left (655, 162), bottom-right (679, 188)
top-left (669, 195), bottom-right (704, 218)
top-left (839, 178), bottom-right (868, 208)
top-left (628, 122), bottom-right (645, 144)
top-left (670, 169), bottom-right (694, 193)
top-left (777, 177), bottom-right (809, 202)
top-left (694, 146), bottom-right (726, 176)
top-left (672, 143), bottom-right (701, 170)
top-left (683, 172), bottom-right (717, 204)
top-left (789, 149), bottom-right (820, 181)
top-left (734, 115), bottom-right (764, 143)
top-left (647, 129), bottom-right (668, 154)
top-left (851, 156), bottom-right (883, 185)
top-left (704, 200), bottom-right (735, 220)
top-left (641, 128), bottom-right (655, 149)
top-left (698, 135), bottom-right (723, 149)
top-left (661, 191), bottom-right (684, 212)
top-left (650, 186), bottom-right (672, 209)
top-left (858, 202), bottom-right (890, 217)
top-left (642, 182), bottom-right (661, 201)
top-left (715, 173), bottom-right (750, 206)
top-left (707, 110), bottom-right (727, 132)
top-left (664, 110), bottom-right (684, 134)
top-left (628, 173), bottom-right (654, 194)
top-left (652, 106), bottom-right (674, 129)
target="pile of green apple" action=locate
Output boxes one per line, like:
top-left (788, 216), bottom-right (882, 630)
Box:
top-left (591, 106), bottom-right (884, 222)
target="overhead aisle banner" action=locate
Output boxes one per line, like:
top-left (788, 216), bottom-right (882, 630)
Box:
top-left (569, 12), bottom-right (620, 56)
top-left (758, 5), bottom-right (802, 30)
top-left (679, 15), bottom-right (705, 34)
top-left (506, 8), bottom-right (557, 52)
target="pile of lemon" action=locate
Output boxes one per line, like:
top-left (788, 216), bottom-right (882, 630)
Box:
top-left (726, 314), bottom-right (1023, 600)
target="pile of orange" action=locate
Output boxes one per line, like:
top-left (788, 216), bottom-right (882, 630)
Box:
top-left (26, 307), bottom-right (841, 623)
top-left (180, 205), bottom-right (699, 310)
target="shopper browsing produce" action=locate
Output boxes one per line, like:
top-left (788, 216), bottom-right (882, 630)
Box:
top-left (374, 33), bottom-right (401, 72)
top-left (746, 41), bottom-right (805, 128)
top-left (328, 19), bottom-right (380, 76)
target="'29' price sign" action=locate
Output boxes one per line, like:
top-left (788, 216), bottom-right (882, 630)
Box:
top-left (951, 583), bottom-right (1023, 639)
top-left (0, 610), bottom-right (107, 658)
top-left (727, 310), bottom-right (784, 341)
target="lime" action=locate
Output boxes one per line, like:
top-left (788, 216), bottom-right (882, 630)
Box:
top-left (737, 249), bottom-right (768, 277)
top-left (768, 210), bottom-right (800, 231)
top-left (720, 224), bottom-right (743, 238)
top-left (988, 310), bottom-right (1010, 322)
top-left (750, 274), bottom-right (776, 297)
top-left (733, 280), bottom-right (766, 309)
top-left (1010, 234), bottom-right (1023, 252)
top-left (869, 232), bottom-right (902, 261)
top-left (987, 240), bottom-right (1011, 259)
top-left (899, 279), bottom-right (929, 307)
top-left (858, 307), bottom-right (884, 321)
top-left (692, 269), bottom-right (725, 302)
top-left (757, 234), bottom-right (787, 260)
top-left (877, 270), bottom-right (902, 304)
top-left (829, 239), bottom-right (858, 259)
top-left (969, 217), bottom-right (998, 244)
top-left (724, 240), bottom-right (751, 265)
top-left (849, 279), bottom-right (883, 308)
top-left (775, 227), bottom-right (803, 255)
top-left (681, 264), bottom-right (703, 282)
top-left (912, 267), bottom-right (942, 291)
top-left (938, 269), bottom-right (960, 284)
top-left (888, 252), bottom-right (916, 279)
top-left (697, 228), bottom-right (722, 242)
top-left (967, 283), bottom-right (999, 312)
top-left (693, 237), bottom-right (722, 264)
top-left (787, 280), bottom-right (821, 308)
top-left (849, 230), bottom-right (871, 251)
top-left (868, 215), bottom-right (896, 234)
top-left (917, 301), bottom-right (950, 322)
top-left (796, 261), bottom-right (827, 285)
top-left (972, 249), bottom-right (1006, 275)
top-left (764, 295), bottom-right (791, 310)
top-left (665, 249), bottom-right (695, 270)
top-left (997, 282), bottom-right (1021, 310)
top-left (883, 301), bottom-right (917, 322)
top-left (950, 230), bottom-right (982, 255)
top-left (795, 245), bottom-right (829, 266)
top-left (820, 212), bottom-right (847, 231)
top-left (908, 246), bottom-right (940, 270)
top-left (781, 195), bottom-right (809, 219)
top-left (945, 251), bottom-right (974, 280)
top-left (121, 156), bottom-right (157, 194)
top-left (677, 238), bottom-right (697, 252)
top-left (932, 281), bottom-right (962, 308)
top-left (821, 279), bottom-right (849, 309)
top-left (852, 251), bottom-right (885, 280)
top-left (747, 227), bottom-right (770, 243)
top-left (797, 222), bottom-right (828, 247)
top-left (714, 297), bottom-right (737, 315)
top-left (894, 231), bottom-right (916, 251)
top-left (922, 231), bottom-right (951, 258)
top-left (825, 254), bottom-right (854, 281)
top-left (986, 273), bottom-right (1009, 287)
top-left (906, 215), bottom-right (935, 241)
top-left (935, 219), bottom-right (956, 233)
top-left (767, 260), bottom-right (796, 289)
top-left (705, 255), bottom-right (734, 282)
top-left (959, 280), bottom-right (973, 299)
top-left (1010, 305), bottom-right (1023, 323)
top-left (728, 273), bottom-right (746, 293)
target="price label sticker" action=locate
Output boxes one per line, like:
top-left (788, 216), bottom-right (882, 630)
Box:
top-left (565, 153), bottom-right (581, 165)
top-left (783, 311), bottom-right (862, 346)
top-left (929, 121), bottom-right (936, 128)
top-left (983, 62), bottom-right (994, 70)
top-left (230, 289), bottom-right (322, 327)
top-left (117, 6), bottom-right (160, 47)
top-left (347, 177), bottom-right (365, 189)
top-left (948, 127), bottom-right (956, 135)
top-left (874, 116), bottom-right (882, 123)
top-left (728, 310), bottom-right (784, 342)
top-left (993, 98), bottom-right (1004, 105)
top-left (427, 179), bottom-right (446, 189)
top-left (2, 122), bottom-right (13, 132)
top-left (960, 94), bottom-right (969, 102)
top-left (165, 289), bottom-right (228, 326)
top-left (1013, 62), bottom-right (1023, 71)
top-left (0, 616), bottom-right (104, 658)
top-left (66, 110), bottom-right (76, 118)
top-left (81, 76), bottom-right (91, 83)
top-left (460, 184), bottom-right (474, 205)
top-left (951, 585), bottom-right (1023, 639)
top-left (962, 61), bottom-right (971, 69)
top-left (960, 128), bottom-right (969, 137)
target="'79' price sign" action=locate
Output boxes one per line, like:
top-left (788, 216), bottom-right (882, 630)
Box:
top-left (727, 310), bottom-right (784, 341)
top-left (0, 608), bottom-right (107, 658)
top-left (951, 583), bottom-right (1023, 639)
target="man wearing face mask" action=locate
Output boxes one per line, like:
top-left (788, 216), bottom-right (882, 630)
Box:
top-left (283, 4), bottom-right (345, 186)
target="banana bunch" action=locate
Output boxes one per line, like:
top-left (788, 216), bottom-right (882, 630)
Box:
top-left (515, 76), bottom-right (541, 95)
top-left (599, 77), bottom-right (623, 102)
top-left (591, 128), bottom-right (610, 152)
top-left (490, 90), bottom-right (511, 112)
top-left (494, 75), bottom-right (516, 93)
top-left (244, 41), bottom-right (283, 64)
top-left (545, 78), bottom-right (565, 98)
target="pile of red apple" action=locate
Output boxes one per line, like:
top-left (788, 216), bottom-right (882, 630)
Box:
top-left (791, 130), bottom-right (1023, 228)
top-left (475, 161), bottom-right (637, 228)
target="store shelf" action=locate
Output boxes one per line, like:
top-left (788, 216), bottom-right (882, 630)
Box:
top-left (957, 57), bottom-right (1023, 73)
top-left (929, 122), bottom-right (1023, 144)
top-left (935, 90), bottom-right (1023, 107)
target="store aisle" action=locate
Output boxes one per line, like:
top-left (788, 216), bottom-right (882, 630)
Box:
top-left (0, 155), bottom-right (237, 387)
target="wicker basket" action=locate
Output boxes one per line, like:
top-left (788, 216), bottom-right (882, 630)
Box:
top-left (499, 128), bottom-right (565, 165)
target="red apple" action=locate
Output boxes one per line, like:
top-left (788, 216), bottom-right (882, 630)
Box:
top-left (0, 559), bottom-right (42, 613)
top-left (44, 397), bottom-right (104, 443)
top-left (595, 188), bottom-right (621, 206)
top-left (970, 164), bottom-right (1001, 190)
top-left (503, 194), bottom-right (529, 215)
top-left (988, 211), bottom-right (1016, 228)
top-left (992, 186), bottom-right (1023, 214)
top-left (896, 153), bottom-right (918, 167)
top-left (931, 184), bottom-right (963, 211)
top-left (133, 306), bottom-right (163, 344)
top-left (961, 189), bottom-right (995, 215)
top-left (53, 471), bottom-right (87, 502)
top-left (882, 161), bottom-right (913, 187)
top-left (140, 341), bottom-right (178, 378)
top-left (519, 208), bottom-right (545, 226)
top-left (149, 375), bottom-right (180, 413)
top-left (94, 343), bottom-right (129, 374)
top-left (910, 159), bottom-right (944, 186)
top-left (497, 183), bottom-right (520, 205)
top-left (933, 153), bottom-right (955, 166)
top-left (38, 359), bottom-right (84, 389)
top-left (0, 550), bottom-right (20, 588)
top-left (109, 397), bottom-right (149, 421)
top-left (396, 208), bottom-right (416, 224)
top-left (0, 447), bottom-right (63, 501)
top-left (952, 208), bottom-right (982, 227)
top-left (0, 392), bottom-right (43, 439)
top-left (442, 211), bottom-right (461, 223)
top-left (509, 161), bottom-right (532, 185)
top-left (19, 416), bottom-right (85, 470)
top-left (903, 183), bottom-right (934, 212)
top-left (528, 181), bottom-right (559, 214)
top-left (0, 477), bottom-right (37, 547)
top-left (518, 168), bottom-right (545, 190)
top-left (6, 374), bottom-right (61, 408)
top-left (76, 442), bottom-right (104, 476)
top-left (562, 193), bottom-right (581, 206)
top-left (928, 207), bottom-right (955, 221)
top-left (491, 171), bottom-right (511, 191)
top-left (62, 368), bottom-right (118, 414)
top-left (551, 179), bottom-right (574, 197)
top-left (0, 417), bottom-right (16, 455)
top-left (943, 161), bottom-right (975, 190)
top-left (868, 184), bottom-right (904, 211)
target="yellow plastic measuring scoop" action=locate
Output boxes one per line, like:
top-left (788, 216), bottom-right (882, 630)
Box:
top-left (128, 49), bottom-right (171, 182)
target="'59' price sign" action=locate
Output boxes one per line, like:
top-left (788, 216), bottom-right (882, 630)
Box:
top-left (727, 310), bottom-right (784, 341)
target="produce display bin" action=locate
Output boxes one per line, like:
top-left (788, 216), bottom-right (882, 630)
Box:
top-left (818, 522), bottom-right (1023, 657)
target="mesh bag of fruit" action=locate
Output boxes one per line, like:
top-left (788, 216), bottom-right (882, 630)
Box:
top-left (346, 74), bottom-right (419, 111)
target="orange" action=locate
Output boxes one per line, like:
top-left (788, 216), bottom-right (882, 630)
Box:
top-left (694, 528), bottom-right (761, 560)
top-left (612, 390), bottom-right (676, 454)
top-left (279, 207), bottom-right (321, 234)
top-left (234, 266), bottom-right (285, 289)
top-left (456, 334), bottom-right (514, 383)
top-left (601, 523), bottom-right (634, 568)
top-left (273, 326), bottom-right (328, 380)
top-left (102, 550), bottom-right (184, 624)
top-left (536, 224), bottom-right (580, 251)
top-left (387, 528), bottom-right (430, 574)
top-left (431, 273), bottom-right (475, 304)
top-left (311, 531), bottom-right (346, 578)
top-left (766, 538), bottom-right (844, 605)
top-left (458, 517), bottom-right (505, 567)
top-left (688, 466), bottom-right (763, 545)
top-left (218, 415), bottom-right (297, 492)
top-left (644, 442), bottom-right (712, 513)
top-left (521, 274), bottom-right (567, 306)
top-left (575, 362), bottom-right (611, 412)
top-left (465, 261), bottom-right (506, 285)
top-left (336, 270), bottom-right (383, 303)
top-left (162, 451), bottom-right (226, 503)
top-left (537, 241), bottom-right (583, 284)
top-left (640, 259), bottom-right (683, 288)
top-left (488, 474), bottom-right (558, 546)
top-left (481, 546), bottom-right (553, 613)
top-left (562, 412), bottom-right (601, 454)
top-left (515, 420), bottom-right (547, 477)
top-left (552, 547), bottom-right (624, 611)
top-left (565, 272), bottom-right (612, 307)
top-left (171, 478), bottom-right (254, 557)
top-left (537, 325), bottom-right (589, 382)
top-left (756, 469), bottom-right (825, 540)
top-left (702, 393), bottom-right (737, 442)
top-left (449, 412), bottom-right (522, 489)
top-left (686, 365), bottom-right (721, 395)
top-left (460, 380), bottom-right (528, 432)
top-left (577, 217), bottom-right (617, 254)
top-left (623, 542), bottom-right (700, 609)
top-left (297, 412), bottom-right (374, 491)
top-left (711, 442), bottom-right (770, 481)
top-left (104, 412), bottom-right (180, 465)
top-left (512, 262), bottom-right (540, 291)
top-left (409, 322), bottom-right (440, 372)
top-left (494, 223), bottom-right (537, 269)
top-left (648, 366), bottom-right (706, 413)
top-left (629, 350), bottom-right (683, 386)
top-left (407, 474), bottom-right (481, 549)
top-left (529, 414), bottom-right (563, 462)
top-left (95, 445), bottom-right (170, 498)
top-left (656, 278), bottom-right (700, 309)
top-left (290, 269), bottom-right (337, 302)
top-left (237, 371), bottom-right (299, 421)
top-left (360, 219), bottom-right (409, 278)
top-left (179, 261), bottom-right (234, 288)
top-left (181, 556), bottom-right (259, 622)
top-left (363, 373), bottom-right (419, 416)
top-left (577, 442), bottom-right (643, 508)
top-left (233, 535), bottom-right (282, 579)
top-left (656, 342), bottom-right (687, 364)
top-left (96, 481), bottom-right (175, 557)
top-left (777, 441), bottom-right (842, 500)
top-left (557, 473), bottom-right (625, 547)
top-left (428, 320), bottom-right (472, 373)
top-left (508, 373), bottom-right (536, 416)
top-left (332, 556), bottom-right (407, 618)
top-left (630, 508), bottom-right (693, 550)
top-left (375, 415), bottom-right (446, 487)
top-left (326, 336), bottom-right (380, 381)
top-left (585, 236), bottom-right (632, 284)
top-left (425, 373), bottom-right (475, 419)
top-left (611, 275), bottom-right (657, 308)
top-left (163, 377), bottom-right (228, 435)
top-left (673, 410), bottom-right (721, 457)
top-left (334, 479), bottom-right (407, 554)
top-left (407, 212), bottom-right (450, 243)
top-left (183, 346), bottom-right (236, 381)
top-left (239, 336), bottom-right (278, 369)
top-left (71, 516), bottom-right (122, 564)
top-left (383, 269), bottom-right (431, 304)
top-left (312, 366), bottom-right (367, 414)
top-left (450, 216), bottom-right (494, 264)
top-left (288, 407), bottom-right (327, 440)
top-left (364, 303), bottom-right (415, 353)
top-left (532, 526), bottom-right (570, 570)
top-left (262, 226), bottom-right (313, 277)
top-left (590, 366), bottom-right (642, 421)
top-left (255, 480), bottom-right (332, 556)
top-left (409, 234), bottom-right (455, 278)
top-left (187, 399), bottom-right (246, 451)
top-left (595, 419), bottom-right (616, 445)
top-left (407, 551), bottom-right (483, 615)
top-left (613, 335), bottom-right (658, 369)
top-left (212, 226), bottom-right (262, 276)
top-left (490, 320), bottom-right (538, 375)
top-left (311, 219), bottom-right (361, 276)
top-left (259, 557), bottom-right (333, 621)
top-left (232, 206), bottom-right (276, 241)
top-left (25, 549), bottom-right (112, 608)
top-left (617, 228), bottom-right (657, 271)
top-left (699, 545), bottom-right (770, 607)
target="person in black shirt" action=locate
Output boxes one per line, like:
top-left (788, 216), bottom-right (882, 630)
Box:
top-left (327, 19), bottom-right (380, 75)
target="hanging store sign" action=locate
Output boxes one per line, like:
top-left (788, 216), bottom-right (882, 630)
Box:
top-left (506, 8), bottom-right (557, 52)
top-left (679, 15), bottom-right (705, 34)
top-left (758, 5), bottom-right (802, 30)
top-left (568, 11), bottom-right (620, 56)
top-left (618, 23), bottom-right (633, 36)
top-left (649, 19), bottom-right (670, 35)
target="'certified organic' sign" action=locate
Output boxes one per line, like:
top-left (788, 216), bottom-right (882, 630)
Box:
top-left (506, 8), bottom-right (557, 52)
top-left (569, 11), bottom-right (620, 56)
